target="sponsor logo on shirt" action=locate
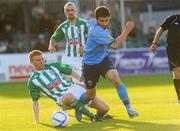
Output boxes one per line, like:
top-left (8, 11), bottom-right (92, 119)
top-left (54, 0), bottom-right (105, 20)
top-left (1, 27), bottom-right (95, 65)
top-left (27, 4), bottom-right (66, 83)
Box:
top-left (48, 79), bottom-right (61, 90)
top-left (68, 38), bottom-right (81, 45)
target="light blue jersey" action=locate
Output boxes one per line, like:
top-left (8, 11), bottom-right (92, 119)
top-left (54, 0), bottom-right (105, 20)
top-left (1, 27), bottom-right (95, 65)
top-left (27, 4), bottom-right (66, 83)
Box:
top-left (83, 19), bottom-right (114, 65)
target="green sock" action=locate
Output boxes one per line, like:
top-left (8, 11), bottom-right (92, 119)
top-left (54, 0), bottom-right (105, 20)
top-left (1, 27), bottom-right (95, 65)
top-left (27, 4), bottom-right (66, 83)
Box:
top-left (70, 99), bottom-right (93, 118)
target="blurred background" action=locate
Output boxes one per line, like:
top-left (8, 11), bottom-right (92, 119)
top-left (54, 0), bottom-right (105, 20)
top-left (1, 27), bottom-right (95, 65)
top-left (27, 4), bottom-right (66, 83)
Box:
top-left (0, 0), bottom-right (180, 53)
top-left (0, 0), bottom-right (180, 82)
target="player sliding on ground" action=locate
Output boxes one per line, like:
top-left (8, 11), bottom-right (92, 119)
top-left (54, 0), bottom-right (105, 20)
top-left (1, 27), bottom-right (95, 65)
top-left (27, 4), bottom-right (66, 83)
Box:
top-left (27, 50), bottom-right (112, 124)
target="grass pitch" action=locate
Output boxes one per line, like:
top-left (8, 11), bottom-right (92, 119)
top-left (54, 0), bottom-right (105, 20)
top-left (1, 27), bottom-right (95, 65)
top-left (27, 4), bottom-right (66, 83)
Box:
top-left (0, 74), bottom-right (180, 131)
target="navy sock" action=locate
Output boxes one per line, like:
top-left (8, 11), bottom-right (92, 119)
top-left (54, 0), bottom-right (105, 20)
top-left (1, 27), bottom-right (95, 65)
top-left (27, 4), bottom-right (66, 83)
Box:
top-left (116, 83), bottom-right (131, 110)
top-left (80, 92), bottom-right (90, 105)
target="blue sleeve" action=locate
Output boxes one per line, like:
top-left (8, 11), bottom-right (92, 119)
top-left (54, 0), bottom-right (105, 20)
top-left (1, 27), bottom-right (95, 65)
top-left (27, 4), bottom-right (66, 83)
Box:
top-left (94, 29), bottom-right (114, 46)
top-left (87, 19), bottom-right (96, 27)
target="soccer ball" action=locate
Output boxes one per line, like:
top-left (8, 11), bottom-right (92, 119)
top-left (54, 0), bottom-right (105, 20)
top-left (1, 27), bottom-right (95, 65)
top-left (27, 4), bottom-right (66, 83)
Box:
top-left (51, 111), bottom-right (69, 127)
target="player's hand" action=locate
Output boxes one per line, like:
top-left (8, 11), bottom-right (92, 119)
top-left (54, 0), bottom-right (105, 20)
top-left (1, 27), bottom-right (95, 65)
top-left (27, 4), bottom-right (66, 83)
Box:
top-left (150, 41), bottom-right (158, 54)
top-left (35, 119), bottom-right (39, 124)
top-left (78, 46), bottom-right (84, 56)
top-left (48, 45), bottom-right (56, 52)
top-left (125, 21), bottom-right (135, 32)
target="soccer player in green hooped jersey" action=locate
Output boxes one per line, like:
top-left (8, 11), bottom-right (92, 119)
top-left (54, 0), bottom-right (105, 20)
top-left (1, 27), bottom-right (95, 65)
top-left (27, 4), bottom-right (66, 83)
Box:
top-left (49, 2), bottom-right (88, 76)
top-left (27, 50), bottom-right (110, 124)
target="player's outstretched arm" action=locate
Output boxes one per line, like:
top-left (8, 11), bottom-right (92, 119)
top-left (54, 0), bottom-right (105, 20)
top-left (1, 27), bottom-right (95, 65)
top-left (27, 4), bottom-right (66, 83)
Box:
top-left (33, 100), bottom-right (39, 124)
top-left (150, 27), bottom-right (164, 54)
top-left (48, 39), bottom-right (57, 52)
top-left (111, 21), bottom-right (135, 49)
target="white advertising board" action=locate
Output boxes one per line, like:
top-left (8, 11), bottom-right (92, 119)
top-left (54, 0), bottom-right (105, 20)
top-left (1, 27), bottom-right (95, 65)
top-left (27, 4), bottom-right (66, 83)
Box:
top-left (0, 52), bottom-right (63, 82)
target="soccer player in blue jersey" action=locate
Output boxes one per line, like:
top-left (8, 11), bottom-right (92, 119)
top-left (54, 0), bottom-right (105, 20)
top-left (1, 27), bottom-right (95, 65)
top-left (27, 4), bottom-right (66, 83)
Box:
top-left (81, 6), bottom-right (138, 118)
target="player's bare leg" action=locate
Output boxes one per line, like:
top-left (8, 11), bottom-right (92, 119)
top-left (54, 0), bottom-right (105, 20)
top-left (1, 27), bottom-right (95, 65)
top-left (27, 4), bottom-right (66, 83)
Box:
top-left (106, 69), bottom-right (138, 118)
top-left (172, 67), bottom-right (180, 104)
top-left (88, 96), bottom-right (113, 120)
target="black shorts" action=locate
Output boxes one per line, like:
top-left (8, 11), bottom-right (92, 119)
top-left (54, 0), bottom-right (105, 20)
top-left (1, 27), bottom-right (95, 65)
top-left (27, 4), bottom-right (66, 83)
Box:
top-left (83, 56), bottom-right (115, 89)
top-left (166, 46), bottom-right (180, 71)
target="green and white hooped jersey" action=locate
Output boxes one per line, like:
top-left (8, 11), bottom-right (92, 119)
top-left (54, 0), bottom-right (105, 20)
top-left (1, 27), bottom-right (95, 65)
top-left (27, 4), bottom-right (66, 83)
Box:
top-left (51, 18), bottom-right (88, 57)
top-left (28, 63), bottom-right (73, 102)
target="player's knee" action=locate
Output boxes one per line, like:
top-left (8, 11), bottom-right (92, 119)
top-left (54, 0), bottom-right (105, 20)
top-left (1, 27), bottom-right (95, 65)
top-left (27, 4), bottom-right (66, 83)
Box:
top-left (85, 80), bottom-right (96, 89)
top-left (102, 104), bottom-right (110, 113)
top-left (62, 93), bottom-right (75, 105)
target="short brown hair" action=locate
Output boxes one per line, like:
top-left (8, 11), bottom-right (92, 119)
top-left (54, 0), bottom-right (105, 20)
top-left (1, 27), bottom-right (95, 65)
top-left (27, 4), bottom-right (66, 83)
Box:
top-left (28, 50), bottom-right (42, 63)
top-left (94, 6), bottom-right (111, 19)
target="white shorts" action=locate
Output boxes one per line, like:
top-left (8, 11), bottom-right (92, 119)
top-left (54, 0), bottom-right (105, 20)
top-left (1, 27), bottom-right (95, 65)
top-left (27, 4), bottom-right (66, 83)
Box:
top-left (61, 55), bottom-right (82, 76)
top-left (56, 84), bottom-right (86, 108)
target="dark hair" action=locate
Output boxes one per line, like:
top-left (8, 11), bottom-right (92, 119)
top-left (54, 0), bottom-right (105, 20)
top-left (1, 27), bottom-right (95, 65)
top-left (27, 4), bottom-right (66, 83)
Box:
top-left (94, 6), bottom-right (111, 19)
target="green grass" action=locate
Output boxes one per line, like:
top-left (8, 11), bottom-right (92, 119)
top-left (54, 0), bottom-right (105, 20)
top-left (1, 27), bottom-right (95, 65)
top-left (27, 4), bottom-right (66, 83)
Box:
top-left (0, 74), bottom-right (180, 131)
